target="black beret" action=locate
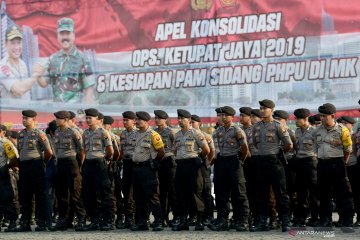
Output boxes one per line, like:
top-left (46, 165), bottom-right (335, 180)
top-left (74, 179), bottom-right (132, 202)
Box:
top-left (103, 116), bottom-right (114, 125)
top-left (48, 120), bottom-right (57, 132)
top-left (136, 111), bottom-right (151, 121)
top-left (191, 114), bottom-right (201, 123)
top-left (314, 114), bottom-right (321, 122)
top-left (84, 108), bottom-right (99, 117)
top-left (122, 111), bottom-right (136, 119)
top-left (5, 130), bottom-right (11, 137)
top-left (341, 116), bottom-right (356, 125)
top-left (68, 111), bottom-right (76, 119)
top-left (239, 107), bottom-right (252, 116)
top-left (177, 109), bottom-right (191, 118)
top-left (10, 131), bottom-right (19, 139)
top-left (221, 106), bottom-right (236, 116)
top-left (358, 99), bottom-right (360, 104)
top-left (294, 108), bottom-right (311, 119)
top-left (215, 107), bottom-right (222, 114)
top-left (273, 110), bottom-right (289, 120)
top-left (54, 110), bottom-right (70, 119)
top-left (154, 110), bottom-right (168, 119)
top-left (318, 103), bottom-right (336, 115)
top-left (0, 124), bottom-right (7, 131)
top-left (259, 99), bottom-right (275, 109)
top-left (251, 109), bottom-right (261, 118)
top-left (22, 109), bottom-right (37, 117)
top-left (98, 113), bottom-right (104, 120)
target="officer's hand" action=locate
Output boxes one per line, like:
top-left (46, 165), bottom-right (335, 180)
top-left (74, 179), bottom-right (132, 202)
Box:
top-left (32, 63), bottom-right (45, 78)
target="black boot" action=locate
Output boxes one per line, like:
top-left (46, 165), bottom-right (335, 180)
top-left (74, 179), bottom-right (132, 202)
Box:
top-left (15, 219), bottom-right (31, 232)
top-left (250, 216), bottom-right (269, 232)
top-left (281, 216), bottom-right (291, 232)
top-left (35, 221), bottom-right (47, 232)
top-left (49, 218), bottom-right (67, 231)
top-left (236, 218), bottom-right (249, 232)
top-left (210, 217), bottom-right (229, 231)
top-left (117, 215), bottom-right (134, 229)
top-left (4, 220), bottom-right (17, 232)
top-left (169, 216), bottom-right (180, 227)
top-left (172, 217), bottom-right (189, 231)
top-left (195, 213), bottom-right (204, 231)
top-left (74, 218), bottom-right (86, 231)
top-left (84, 219), bottom-right (100, 231)
top-left (152, 219), bottom-right (164, 231)
top-left (100, 218), bottom-right (115, 231)
top-left (131, 220), bottom-right (149, 231)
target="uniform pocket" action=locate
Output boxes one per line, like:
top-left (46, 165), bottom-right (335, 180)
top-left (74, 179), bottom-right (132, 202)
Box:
top-left (92, 138), bottom-right (102, 151)
top-left (302, 139), bottom-right (313, 150)
top-left (266, 131), bottom-right (275, 142)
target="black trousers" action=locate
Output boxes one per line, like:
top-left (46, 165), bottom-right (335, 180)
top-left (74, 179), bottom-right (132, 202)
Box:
top-left (214, 155), bottom-right (249, 221)
top-left (318, 157), bottom-right (354, 224)
top-left (293, 156), bottom-right (319, 222)
top-left (347, 160), bottom-right (360, 221)
top-left (82, 158), bottom-right (113, 222)
top-left (132, 162), bottom-right (162, 223)
top-left (201, 164), bottom-right (214, 218)
top-left (174, 158), bottom-right (204, 218)
top-left (55, 156), bottom-right (86, 220)
top-left (122, 159), bottom-right (135, 218)
top-left (256, 155), bottom-right (290, 223)
top-left (110, 161), bottom-right (124, 220)
top-left (243, 156), bottom-right (258, 220)
top-left (158, 156), bottom-right (177, 219)
top-left (18, 159), bottom-right (47, 225)
top-left (0, 166), bottom-right (18, 221)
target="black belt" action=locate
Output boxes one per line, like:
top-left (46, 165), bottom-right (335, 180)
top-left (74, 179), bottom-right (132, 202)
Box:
top-left (58, 156), bottom-right (76, 162)
top-left (19, 157), bottom-right (42, 164)
top-left (132, 161), bottom-right (150, 167)
top-left (218, 154), bottom-right (238, 161)
top-left (175, 158), bottom-right (197, 164)
top-left (84, 158), bottom-right (104, 163)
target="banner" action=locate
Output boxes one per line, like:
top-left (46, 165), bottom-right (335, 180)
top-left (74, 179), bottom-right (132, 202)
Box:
top-left (1, 0), bottom-right (360, 123)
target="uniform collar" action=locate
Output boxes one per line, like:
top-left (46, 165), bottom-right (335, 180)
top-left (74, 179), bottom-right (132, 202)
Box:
top-left (59, 46), bottom-right (77, 57)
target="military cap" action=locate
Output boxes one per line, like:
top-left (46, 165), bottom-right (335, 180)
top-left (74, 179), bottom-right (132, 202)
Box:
top-left (54, 110), bottom-right (70, 119)
top-left (294, 108), bottom-right (311, 119)
top-left (57, 17), bottom-right (74, 32)
top-left (10, 131), bottom-right (19, 139)
top-left (273, 110), bottom-right (289, 120)
top-left (340, 116), bottom-right (356, 125)
top-left (239, 107), bottom-right (252, 116)
top-left (191, 114), bottom-right (201, 123)
top-left (68, 111), bottom-right (76, 119)
top-left (318, 103), bottom-right (336, 115)
top-left (221, 106), bottom-right (236, 116)
top-left (136, 111), bottom-right (151, 121)
top-left (122, 111), bottom-right (136, 119)
top-left (259, 99), bottom-right (275, 109)
top-left (48, 120), bottom-right (57, 132)
top-left (0, 124), bottom-right (7, 131)
top-left (251, 109), bottom-right (261, 118)
top-left (5, 130), bottom-right (11, 137)
top-left (154, 110), bottom-right (168, 119)
top-left (6, 25), bottom-right (22, 40)
top-left (177, 109), bottom-right (191, 118)
top-left (98, 112), bottom-right (104, 120)
top-left (103, 116), bottom-right (114, 125)
top-left (22, 109), bottom-right (37, 117)
top-left (84, 108), bottom-right (99, 117)
top-left (215, 107), bottom-right (222, 114)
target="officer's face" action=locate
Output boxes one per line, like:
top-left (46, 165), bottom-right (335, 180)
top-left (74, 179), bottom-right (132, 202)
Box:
top-left (123, 118), bottom-right (135, 129)
top-left (191, 120), bottom-right (200, 129)
top-left (178, 117), bottom-right (190, 128)
top-left (155, 117), bottom-right (166, 126)
top-left (22, 116), bottom-right (35, 127)
top-left (85, 116), bottom-right (97, 127)
top-left (103, 124), bottom-right (111, 131)
top-left (239, 113), bottom-right (250, 125)
top-left (57, 31), bottom-right (75, 50)
top-left (343, 122), bottom-right (353, 132)
top-left (55, 118), bottom-right (67, 127)
top-left (6, 38), bottom-right (22, 59)
top-left (216, 113), bottom-right (223, 125)
top-left (219, 114), bottom-right (233, 124)
top-left (320, 114), bottom-right (335, 127)
top-left (260, 106), bottom-right (272, 118)
top-left (295, 118), bottom-right (307, 128)
top-left (250, 115), bottom-right (261, 125)
top-left (135, 118), bottom-right (147, 129)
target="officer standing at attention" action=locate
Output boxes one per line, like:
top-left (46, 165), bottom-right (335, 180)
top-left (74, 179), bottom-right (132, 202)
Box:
top-left (172, 109), bottom-right (209, 231)
top-left (82, 108), bottom-right (114, 231)
top-left (153, 110), bottom-right (177, 227)
top-left (130, 111), bottom-right (165, 231)
top-left (210, 106), bottom-right (250, 232)
top-left (252, 100), bottom-right (293, 232)
top-left (0, 125), bottom-right (19, 232)
top-left (50, 111), bottom-right (86, 231)
top-left (314, 103), bottom-right (354, 232)
top-left (16, 110), bottom-right (53, 232)
top-left (118, 111), bottom-right (138, 229)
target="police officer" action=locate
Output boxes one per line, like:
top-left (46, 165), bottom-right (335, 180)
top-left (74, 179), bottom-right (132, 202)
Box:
top-left (82, 108), bottom-right (114, 231)
top-left (103, 116), bottom-right (122, 227)
top-left (172, 109), bottom-right (210, 231)
top-left (351, 107), bottom-right (360, 226)
top-left (68, 111), bottom-right (84, 135)
top-left (50, 111), bottom-right (86, 231)
top-left (153, 110), bottom-right (177, 227)
top-left (118, 111), bottom-right (138, 229)
top-left (130, 111), bottom-right (165, 231)
top-left (314, 104), bottom-right (354, 232)
top-left (0, 125), bottom-right (19, 232)
top-left (252, 100), bottom-right (292, 232)
top-left (37, 18), bottom-right (95, 103)
top-left (191, 114), bottom-right (215, 226)
top-left (210, 106), bottom-right (250, 231)
top-left (16, 110), bottom-right (53, 232)
top-left (293, 108), bottom-right (319, 227)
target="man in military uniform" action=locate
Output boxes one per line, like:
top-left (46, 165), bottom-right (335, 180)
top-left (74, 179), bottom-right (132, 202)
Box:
top-left (130, 111), bottom-right (165, 231)
top-left (153, 110), bottom-right (177, 227)
top-left (251, 99), bottom-right (293, 232)
top-left (172, 109), bottom-right (209, 231)
top-left (16, 110), bottom-right (53, 232)
top-left (82, 108), bottom-right (114, 231)
top-left (191, 114), bottom-right (215, 226)
top-left (210, 106), bottom-right (249, 232)
top-left (118, 111), bottom-right (138, 229)
top-left (293, 108), bottom-right (319, 227)
top-left (68, 111), bottom-right (84, 135)
top-left (0, 125), bottom-right (19, 232)
top-left (49, 111), bottom-right (86, 231)
top-left (37, 18), bottom-right (95, 103)
top-left (314, 103), bottom-right (354, 232)
top-left (103, 116), bottom-right (122, 227)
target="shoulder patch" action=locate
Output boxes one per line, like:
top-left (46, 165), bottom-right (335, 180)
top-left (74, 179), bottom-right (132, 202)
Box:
top-left (39, 132), bottom-right (47, 142)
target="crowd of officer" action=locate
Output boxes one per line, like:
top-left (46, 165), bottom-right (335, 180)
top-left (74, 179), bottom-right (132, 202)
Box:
top-left (0, 99), bottom-right (359, 233)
